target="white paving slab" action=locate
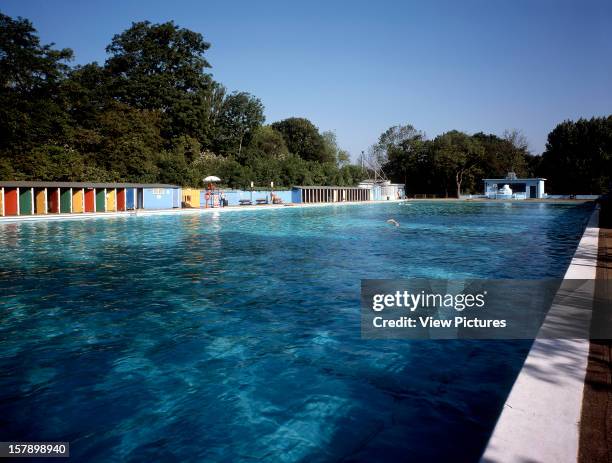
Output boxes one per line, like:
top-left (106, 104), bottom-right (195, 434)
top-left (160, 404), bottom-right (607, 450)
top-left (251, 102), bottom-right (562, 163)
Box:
top-left (481, 208), bottom-right (600, 463)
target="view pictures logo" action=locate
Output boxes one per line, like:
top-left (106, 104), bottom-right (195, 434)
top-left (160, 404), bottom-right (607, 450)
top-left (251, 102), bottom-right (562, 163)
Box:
top-left (371, 290), bottom-right (487, 312)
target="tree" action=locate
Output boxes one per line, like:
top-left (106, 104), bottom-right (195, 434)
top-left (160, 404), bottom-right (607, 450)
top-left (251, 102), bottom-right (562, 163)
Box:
top-left (433, 131), bottom-right (484, 198)
top-left (104, 20), bottom-right (213, 140)
top-left (0, 13), bottom-right (73, 154)
top-left (321, 130), bottom-right (350, 166)
top-left (81, 102), bottom-right (164, 182)
top-left (245, 126), bottom-right (289, 160)
top-left (0, 12), bottom-right (370, 187)
top-left (271, 117), bottom-right (331, 163)
top-left (63, 63), bottom-right (113, 127)
top-left (384, 130), bottom-right (431, 192)
top-left (472, 132), bottom-right (529, 178)
top-left (215, 91), bottom-right (265, 157)
top-left (539, 117), bottom-right (612, 194)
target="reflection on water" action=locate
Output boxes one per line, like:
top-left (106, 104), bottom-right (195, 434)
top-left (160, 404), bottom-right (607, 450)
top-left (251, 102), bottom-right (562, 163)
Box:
top-left (0, 202), bottom-right (593, 462)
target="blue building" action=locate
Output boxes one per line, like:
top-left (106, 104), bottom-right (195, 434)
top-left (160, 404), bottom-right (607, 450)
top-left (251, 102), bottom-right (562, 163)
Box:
top-left (142, 186), bottom-right (181, 209)
top-left (484, 173), bottom-right (546, 199)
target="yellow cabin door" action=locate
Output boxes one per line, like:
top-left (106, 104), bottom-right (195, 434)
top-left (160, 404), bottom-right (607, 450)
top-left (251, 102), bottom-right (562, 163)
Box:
top-left (72, 189), bottom-right (84, 213)
top-left (106, 189), bottom-right (116, 211)
top-left (35, 189), bottom-right (46, 214)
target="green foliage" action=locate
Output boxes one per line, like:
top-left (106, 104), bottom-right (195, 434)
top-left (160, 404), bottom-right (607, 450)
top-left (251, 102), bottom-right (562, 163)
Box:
top-left (433, 131), bottom-right (484, 198)
top-left (380, 126), bottom-right (522, 197)
top-left (321, 130), bottom-right (350, 166)
top-left (0, 12), bottom-right (363, 187)
top-left (271, 118), bottom-right (332, 163)
top-left (104, 20), bottom-right (214, 141)
top-left (473, 131), bottom-right (529, 178)
top-left (538, 117), bottom-right (612, 194)
top-left (246, 126), bottom-right (289, 160)
top-left (213, 92), bottom-right (265, 157)
top-left (0, 13), bottom-right (73, 153)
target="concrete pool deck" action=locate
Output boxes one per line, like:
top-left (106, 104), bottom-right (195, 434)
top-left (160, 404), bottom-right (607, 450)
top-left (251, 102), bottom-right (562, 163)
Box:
top-left (482, 207), bottom-right (604, 463)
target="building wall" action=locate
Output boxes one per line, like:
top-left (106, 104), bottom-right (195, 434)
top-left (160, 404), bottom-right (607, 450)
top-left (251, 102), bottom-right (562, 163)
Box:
top-left (485, 180), bottom-right (546, 199)
top-left (380, 184), bottom-right (403, 200)
top-left (222, 190), bottom-right (292, 206)
top-left (194, 189), bottom-right (293, 207)
top-left (182, 188), bottom-right (201, 208)
top-left (143, 188), bottom-right (176, 209)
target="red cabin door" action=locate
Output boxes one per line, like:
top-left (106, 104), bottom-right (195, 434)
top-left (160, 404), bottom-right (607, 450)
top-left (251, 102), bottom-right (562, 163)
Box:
top-left (47, 188), bottom-right (60, 213)
top-left (4, 188), bottom-right (18, 215)
top-left (84, 189), bottom-right (95, 212)
top-left (116, 188), bottom-right (126, 211)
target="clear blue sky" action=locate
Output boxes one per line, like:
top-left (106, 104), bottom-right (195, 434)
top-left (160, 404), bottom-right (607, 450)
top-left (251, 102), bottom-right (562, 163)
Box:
top-left (3, 0), bottom-right (611, 159)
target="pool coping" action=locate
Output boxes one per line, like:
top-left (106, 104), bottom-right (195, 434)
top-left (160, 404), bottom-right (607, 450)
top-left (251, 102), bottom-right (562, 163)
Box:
top-left (0, 199), bottom-right (408, 223)
top-left (481, 206), bottom-right (600, 463)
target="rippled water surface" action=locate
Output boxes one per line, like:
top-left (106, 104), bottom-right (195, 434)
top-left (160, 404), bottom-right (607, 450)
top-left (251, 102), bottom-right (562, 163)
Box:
top-left (0, 202), bottom-right (593, 462)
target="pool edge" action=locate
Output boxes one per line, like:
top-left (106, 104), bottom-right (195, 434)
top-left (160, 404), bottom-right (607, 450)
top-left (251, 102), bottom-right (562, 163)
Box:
top-left (481, 206), bottom-right (600, 463)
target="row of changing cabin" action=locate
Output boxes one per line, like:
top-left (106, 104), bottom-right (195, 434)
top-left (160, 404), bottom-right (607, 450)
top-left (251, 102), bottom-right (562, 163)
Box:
top-left (292, 186), bottom-right (371, 204)
top-left (0, 182), bottom-right (399, 216)
top-left (0, 182), bottom-right (181, 216)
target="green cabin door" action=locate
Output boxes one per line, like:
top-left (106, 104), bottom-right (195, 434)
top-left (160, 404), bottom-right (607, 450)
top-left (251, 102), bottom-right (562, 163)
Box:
top-left (18, 188), bottom-right (32, 215)
top-left (95, 189), bottom-right (106, 212)
top-left (60, 188), bottom-right (71, 213)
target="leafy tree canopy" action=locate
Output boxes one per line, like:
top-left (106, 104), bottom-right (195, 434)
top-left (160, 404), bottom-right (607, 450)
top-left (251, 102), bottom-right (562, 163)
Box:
top-left (271, 117), bottom-right (332, 163)
top-left (0, 12), bottom-right (362, 188)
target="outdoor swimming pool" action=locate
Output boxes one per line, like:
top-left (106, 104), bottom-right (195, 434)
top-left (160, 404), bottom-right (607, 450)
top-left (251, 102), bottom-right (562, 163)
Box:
top-left (0, 201), bottom-right (593, 462)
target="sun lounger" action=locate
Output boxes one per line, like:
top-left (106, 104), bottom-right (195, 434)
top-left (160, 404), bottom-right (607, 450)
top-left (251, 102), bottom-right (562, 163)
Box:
top-left (239, 199), bottom-right (252, 206)
top-left (255, 198), bottom-right (268, 205)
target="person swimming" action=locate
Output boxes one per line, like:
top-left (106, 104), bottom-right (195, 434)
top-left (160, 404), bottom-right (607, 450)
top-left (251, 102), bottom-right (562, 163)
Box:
top-left (387, 218), bottom-right (399, 227)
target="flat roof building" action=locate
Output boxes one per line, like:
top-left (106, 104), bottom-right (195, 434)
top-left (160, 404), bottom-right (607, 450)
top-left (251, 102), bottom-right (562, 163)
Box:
top-left (483, 173), bottom-right (546, 199)
top-left (0, 181), bottom-right (181, 216)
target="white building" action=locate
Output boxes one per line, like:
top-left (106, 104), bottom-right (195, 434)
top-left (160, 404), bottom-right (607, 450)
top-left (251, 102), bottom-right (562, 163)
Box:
top-left (358, 180), bottom-right (405, 200)
top-left (483, 173), bottom-right (546, 199)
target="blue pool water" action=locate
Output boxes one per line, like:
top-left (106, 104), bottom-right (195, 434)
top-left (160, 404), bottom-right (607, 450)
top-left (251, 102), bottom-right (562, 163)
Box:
top-left (0, 202), bottom-right (593, 462)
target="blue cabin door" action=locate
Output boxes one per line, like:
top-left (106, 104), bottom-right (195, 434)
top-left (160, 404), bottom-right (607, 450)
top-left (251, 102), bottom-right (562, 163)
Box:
top-left (172, 189), bottom-right (179, 208)
top-left (126, 188), bottom-right (135, 210)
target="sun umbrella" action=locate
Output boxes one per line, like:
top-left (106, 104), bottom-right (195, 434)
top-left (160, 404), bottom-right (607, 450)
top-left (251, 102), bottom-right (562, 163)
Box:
top-left (203, 176), bottom-right (221, 182)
